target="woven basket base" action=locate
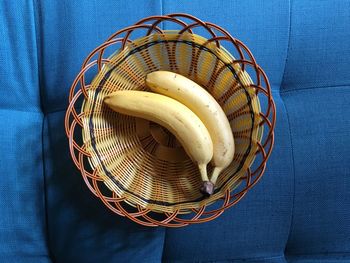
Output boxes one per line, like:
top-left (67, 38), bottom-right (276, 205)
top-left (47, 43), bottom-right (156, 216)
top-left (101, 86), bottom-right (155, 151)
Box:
top-left (81, 31), bottom-right (263, 214)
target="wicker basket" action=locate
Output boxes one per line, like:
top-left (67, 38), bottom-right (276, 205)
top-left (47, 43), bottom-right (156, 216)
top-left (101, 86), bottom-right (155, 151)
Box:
top-left (65, 14), bottom-right (276, 227)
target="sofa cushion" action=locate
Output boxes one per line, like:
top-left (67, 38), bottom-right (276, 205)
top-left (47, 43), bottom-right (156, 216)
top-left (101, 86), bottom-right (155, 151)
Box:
top-left (2, 0), bottom-right (350, 262)
top-left (38, 1), bottom-right (166, 262)
top-left (43, 111), bottom-right (165, 262)
top-left (38, 0), bottom-right (163, 114)
top-left (283, 87), bottom-right (350, 259)
top-left (0, 1), bottom-right (50, 262)
top-left (281, 0), bottom-right (350, 92)
top-left (0, 111), bottom-right (50, 263)
top-left (281, 0), bottom-right (350, 259)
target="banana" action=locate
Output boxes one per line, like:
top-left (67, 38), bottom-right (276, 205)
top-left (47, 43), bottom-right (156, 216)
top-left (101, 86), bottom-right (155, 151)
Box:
top-left (104, 90), bottom-right (214, 196)
top-left (146, 71), bottom-right (235, 187)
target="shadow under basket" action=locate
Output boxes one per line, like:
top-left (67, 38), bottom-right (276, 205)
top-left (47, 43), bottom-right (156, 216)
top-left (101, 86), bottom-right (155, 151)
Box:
top-left (65, 14), bottom-right (276, 227)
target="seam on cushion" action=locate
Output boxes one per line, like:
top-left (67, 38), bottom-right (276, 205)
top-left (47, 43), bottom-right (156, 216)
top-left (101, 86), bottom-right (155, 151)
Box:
top-left (33, 0), bottom-right (54, 261)
top-left (280, 0), bottom-right (292, 87)
top-left (16, 106), bottom-right (80, 115)
top-left (281, 92), bottom-right (296, 252)
top-left (286, 252), bottom-right (350, 258)
top-left (33, 0), bottom-right (45, 114)
top-left (279, 1), bottom-right (295, 246)
top-left (41, 113), bottom-right (53, 263)
top-left (211, 255), bottom-right (285, 262)
top-left (0, 108), bottom-right (42, 113)
top-left (280, 84), bottom-right (350, 94)
top-left (159, 1), bottom-right (168, 262)
top-left (163, 254), bottom-right (286, 263)
top-left (40, 83), bottom-right (350, 116)
top-left (287, 252), bottom-right (350, 257)
top-left (43, 83), bottom-right (350, 113)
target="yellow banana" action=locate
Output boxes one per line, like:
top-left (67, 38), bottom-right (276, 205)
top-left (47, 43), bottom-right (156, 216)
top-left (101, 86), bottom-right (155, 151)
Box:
top-left (104, 90), bottom-right (214, 196)
top-left (146, 71), bottom-right (235, 186)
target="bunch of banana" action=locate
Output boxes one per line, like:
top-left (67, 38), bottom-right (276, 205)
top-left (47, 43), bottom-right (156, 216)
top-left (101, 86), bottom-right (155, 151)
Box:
top-left (104, 71), bottom-right (234, 196)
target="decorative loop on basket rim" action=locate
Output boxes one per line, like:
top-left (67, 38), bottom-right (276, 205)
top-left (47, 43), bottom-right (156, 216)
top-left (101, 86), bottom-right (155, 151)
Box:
top-left (81, 38), bottom-right (126, 78)
top-left (135, 15), bottom-right (193, 36)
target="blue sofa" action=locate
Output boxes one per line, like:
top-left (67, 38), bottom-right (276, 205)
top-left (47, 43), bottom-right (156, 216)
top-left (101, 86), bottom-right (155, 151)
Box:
top-left (1, 1), bottom-right (349, 262)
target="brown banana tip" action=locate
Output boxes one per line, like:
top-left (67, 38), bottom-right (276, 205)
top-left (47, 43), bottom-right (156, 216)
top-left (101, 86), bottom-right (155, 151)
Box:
top-left (104, 95), bottom-right (113, 105)
top-left (200, 181), bottom-right (214, 197)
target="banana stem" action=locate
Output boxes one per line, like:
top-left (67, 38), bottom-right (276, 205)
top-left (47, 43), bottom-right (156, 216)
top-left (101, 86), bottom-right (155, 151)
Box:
top-left (198, 163), bottom-right (209, 182)
top-left (198, 163), bottom-right (214, 196)
top-left (210, 166), bottom-right (224, 185)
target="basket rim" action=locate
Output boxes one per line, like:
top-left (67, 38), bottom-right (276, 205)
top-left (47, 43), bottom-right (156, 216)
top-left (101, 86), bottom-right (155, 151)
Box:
top-left (65, 13), bottom-right (276, 226)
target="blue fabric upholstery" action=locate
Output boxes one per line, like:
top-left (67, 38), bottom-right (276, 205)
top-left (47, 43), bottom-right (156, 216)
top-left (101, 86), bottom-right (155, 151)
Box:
top-left (0, 1), bottom-right (49, 262)
top-left (43, 112), bottom-right (165, 262)
top-left (282, 1), bottom-right (350, 92)
top-left (1, 0), bottom-right (349, 262)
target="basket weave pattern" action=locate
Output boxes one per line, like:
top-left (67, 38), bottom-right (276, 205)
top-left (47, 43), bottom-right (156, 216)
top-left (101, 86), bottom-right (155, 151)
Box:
top-left (65, 14), bottom-right (276, 227)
